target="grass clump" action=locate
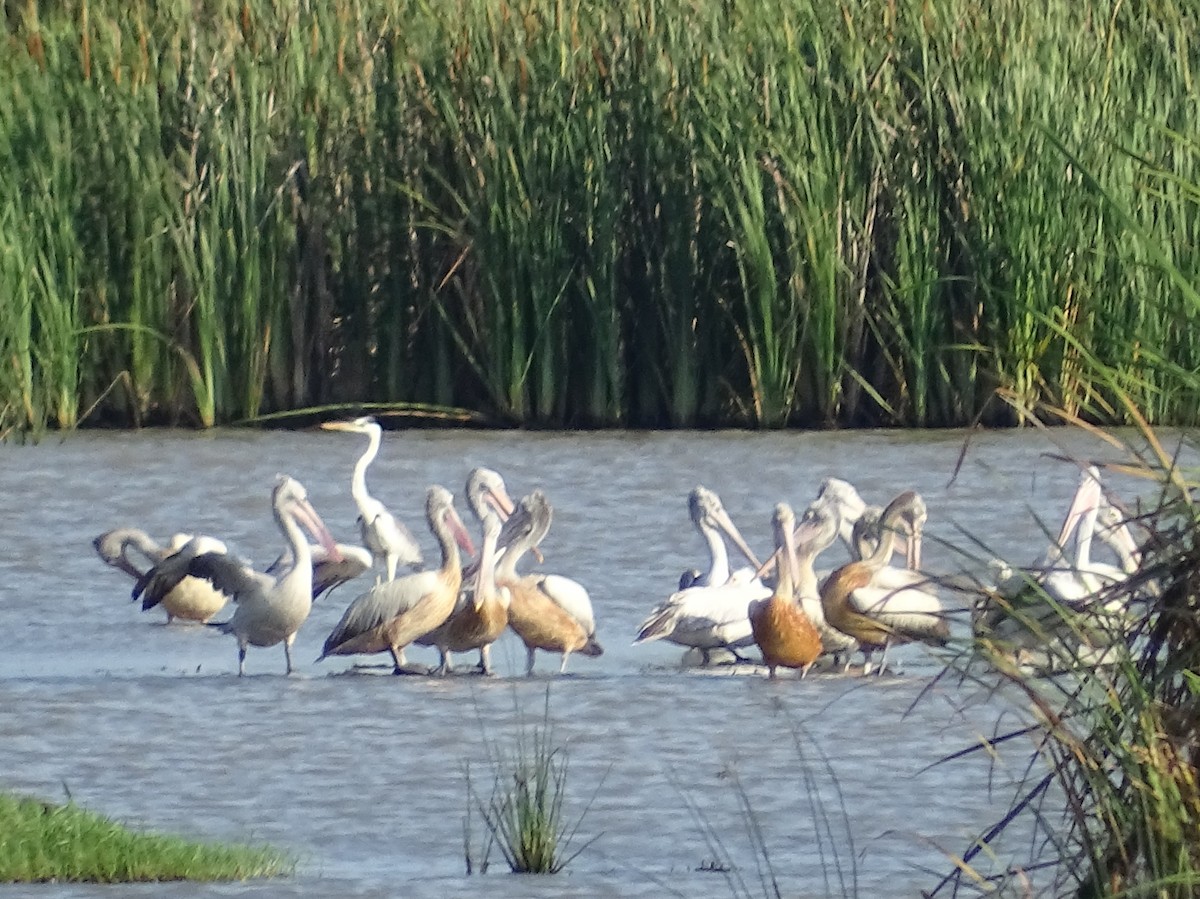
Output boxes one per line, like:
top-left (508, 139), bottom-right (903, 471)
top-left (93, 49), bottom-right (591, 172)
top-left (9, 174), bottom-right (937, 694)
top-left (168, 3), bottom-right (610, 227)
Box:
top-left (0, 793), bottom-right (292, 883)
top-left (465, 691), bottom-right (600, 875)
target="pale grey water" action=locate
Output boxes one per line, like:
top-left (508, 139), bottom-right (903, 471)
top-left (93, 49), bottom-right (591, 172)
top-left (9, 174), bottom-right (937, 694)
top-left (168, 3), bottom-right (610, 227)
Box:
top-left (0, 427), bottom-right (1167, 896)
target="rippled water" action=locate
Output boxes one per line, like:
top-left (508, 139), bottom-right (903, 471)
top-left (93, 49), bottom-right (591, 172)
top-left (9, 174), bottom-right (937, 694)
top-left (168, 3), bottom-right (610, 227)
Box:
top-left (0, 427), bottom-right (1159, 896)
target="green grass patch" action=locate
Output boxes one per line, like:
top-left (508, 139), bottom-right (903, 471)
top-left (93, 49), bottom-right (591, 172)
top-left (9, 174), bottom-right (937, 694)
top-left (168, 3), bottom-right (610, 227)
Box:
top-left (0, 793), bottom-right (292, 883)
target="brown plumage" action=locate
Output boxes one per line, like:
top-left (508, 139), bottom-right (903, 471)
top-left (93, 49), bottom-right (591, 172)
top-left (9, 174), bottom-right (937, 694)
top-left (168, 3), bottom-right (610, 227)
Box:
top-left (498, 491), bottom-right (603, 675)
top-left (748, 503), bottom-right (822, 678)
top-left (820, 491), bottom-right (949, 664)
top-left (319, 486), bottom-right (474, 674)
top-left (419, 504), bottom-right (510, 675)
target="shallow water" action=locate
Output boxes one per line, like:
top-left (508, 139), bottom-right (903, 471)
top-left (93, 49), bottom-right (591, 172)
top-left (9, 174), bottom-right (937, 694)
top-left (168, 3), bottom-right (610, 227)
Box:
top-left (0, 426), bottom-right (1168, 896)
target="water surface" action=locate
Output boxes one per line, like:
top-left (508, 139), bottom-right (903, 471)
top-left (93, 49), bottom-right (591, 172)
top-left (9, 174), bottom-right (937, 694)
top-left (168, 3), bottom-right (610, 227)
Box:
top-left (0, 427), bottom-right (1162, 896)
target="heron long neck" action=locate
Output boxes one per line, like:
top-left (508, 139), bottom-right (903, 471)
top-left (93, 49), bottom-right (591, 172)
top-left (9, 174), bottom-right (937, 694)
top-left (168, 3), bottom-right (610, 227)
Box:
top-left (701, 520), bottom-right (731, 585)
top-left (351, 427), bottom-right (382, 511)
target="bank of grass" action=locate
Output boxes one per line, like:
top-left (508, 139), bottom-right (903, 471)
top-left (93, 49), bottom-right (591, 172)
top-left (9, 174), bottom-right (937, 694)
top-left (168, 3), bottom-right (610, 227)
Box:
top-left (0, 793), bottom-right (292, 883)
top-left (1, 0), bottom-right (1198, 432)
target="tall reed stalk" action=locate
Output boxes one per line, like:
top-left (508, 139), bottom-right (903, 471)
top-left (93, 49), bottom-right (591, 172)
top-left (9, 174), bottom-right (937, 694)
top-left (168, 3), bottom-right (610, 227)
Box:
top-left (3, 0), bottom-right (1199, 432)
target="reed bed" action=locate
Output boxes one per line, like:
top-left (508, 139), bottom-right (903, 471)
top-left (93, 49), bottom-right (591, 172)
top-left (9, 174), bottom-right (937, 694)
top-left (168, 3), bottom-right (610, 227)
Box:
top-left (933, 413), bottom-right (1200, 897)
top-left (1, 0), bottom-right (1197, 431)
top-left (0, 793), bottom-right (292, 882)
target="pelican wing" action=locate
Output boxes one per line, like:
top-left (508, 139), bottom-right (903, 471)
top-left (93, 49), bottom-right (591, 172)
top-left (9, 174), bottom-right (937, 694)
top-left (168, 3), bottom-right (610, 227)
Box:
top-left (635, 580), bottom-right (769, 647)
top-left (322, 570), bottom-right (440, 655)
top-left (185, 552), bottom-right (270, 604)
top-left (312, 544), bottom-right (373, 599)
top-left (849, 584), bottom-right (942, 617)
top-left (536, 575), bottom-right (595, 635)
top-left (133, 552), bottom-right (196, 609)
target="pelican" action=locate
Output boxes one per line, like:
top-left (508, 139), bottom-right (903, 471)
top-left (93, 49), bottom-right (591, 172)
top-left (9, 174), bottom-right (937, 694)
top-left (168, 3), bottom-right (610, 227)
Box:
top-left (321, 416), bottom-right (423, 579)
top-left (974, 467), bottom-right (1145, 667)
top-left (133, 476), bottom-right (342, 675)
top-left (415, 467), bottom-right (518, 675)
top-left (634, 567), bottom-right (770, 665)
top-left (94, 528), bottom-right (230, 624)
top-left (419, 504), bottom-right (512, 675)
top-left (681, 486), bottom-right (762, 587)
top-left (820, 491), bottom-right (950, 674)
top-left (789, 505), bottom-right (859, 664)
top-left (499, 490), bottom-right (603, 675)
top-left (319, 485), bottom-right (474, 674)
top-left (807, 478), bottom-right (869, 553)
top-left (748, 504), bottom-right (823, 678)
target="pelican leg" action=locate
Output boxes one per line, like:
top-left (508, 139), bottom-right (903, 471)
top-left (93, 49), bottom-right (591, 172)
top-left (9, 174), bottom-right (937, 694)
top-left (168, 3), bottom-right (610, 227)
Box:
top-left (559, 651), bottom-right (571, 675)
top-left (525, 646), bottom-right (537, 676)
top-left (389, 645), bottom-right (407, 675)
top-left (767, 665), bottom-right (778, 680)
top-left (874, 642), bottom-right (892, 677)
top-left (434, 649), bottom-right (454, 677)
top-left (729, 647), bottom-right (755, 665)
top-left (477, 645), bottom-right (493, 676)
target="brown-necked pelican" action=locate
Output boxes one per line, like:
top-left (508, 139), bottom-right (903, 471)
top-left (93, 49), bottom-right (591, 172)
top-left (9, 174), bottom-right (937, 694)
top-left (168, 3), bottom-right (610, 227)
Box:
top-left (94, 528), bottom-right (230, 624)
top-left (321, 417), bottom-right (423, 580)
top-left (820, 491), bottom-right (950, 674)
top-left (319, 485), bottom-right (474, 674)
top-left (748, 504), bottom-right (822, 678)
top-left (499, 490), bottom-right (603, 675)
top-left (133, 476), bottom-right (342, 675)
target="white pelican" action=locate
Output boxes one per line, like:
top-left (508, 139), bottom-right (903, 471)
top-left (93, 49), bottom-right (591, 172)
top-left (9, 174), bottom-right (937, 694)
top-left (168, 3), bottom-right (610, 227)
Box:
top-left (133, 476), bottom-right (342, 675)
top-left (499, 490), bottom-right (603, 675)
top-left (681, 486), bottom-right (762, 587)
top-left (975, 467), bottom-right (1146, 667)
top-left (321, 416), bottom-right (423, 579)
top-left (95, 528), bottom-right (230, 624)
top-left (319, 485), bottom-right (474, 674)
top-left (633, 570), bottom-right (770, 665)
top-left (415, 467), bottom-right (518, 675)
top-left (820, 491), bottom-right (950, 674)
top-left (748, 504), bottom-right (823, 678)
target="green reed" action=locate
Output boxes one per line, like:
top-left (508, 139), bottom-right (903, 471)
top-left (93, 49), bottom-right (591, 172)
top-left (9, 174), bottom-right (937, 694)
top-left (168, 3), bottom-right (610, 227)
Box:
top-left (3, 0), bottom-right (1199, 432)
